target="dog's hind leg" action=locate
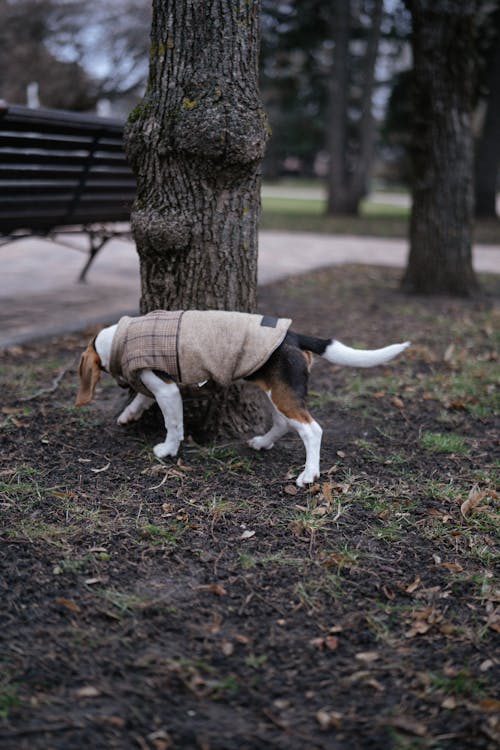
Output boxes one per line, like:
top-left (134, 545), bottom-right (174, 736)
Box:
top-left (248, 393), bottom-right (290, 451)
top-left (139, 370), bottom-right (184, 458)
top-left (248, 345), bottom-right (322, 486)
top-left (269, 386), bottom-right (322, 486)
top-left (117, 393), bottom-right (154, 424)
top-left (286, 415), bottom-right (323, 487)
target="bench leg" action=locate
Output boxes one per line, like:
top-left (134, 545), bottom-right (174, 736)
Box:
top-left (78, 234), bottom-right (109, 283)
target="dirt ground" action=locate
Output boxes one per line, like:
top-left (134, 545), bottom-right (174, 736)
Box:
top-left (1, 265), bottom-right (499, 750)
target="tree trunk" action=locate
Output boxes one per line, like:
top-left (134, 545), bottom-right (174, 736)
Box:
top-left (123, 0), bottom-right (270, 440)
top-left (326, 0), bottom-right (350, 215)
top-left (326, 0), bottom-right (383, 216)
top-left (350, 0), bottom-right (383, 206)
top-left (402, 0), bottom-right (479, 296)
top-left (475, 10), bottom-right (500, 218)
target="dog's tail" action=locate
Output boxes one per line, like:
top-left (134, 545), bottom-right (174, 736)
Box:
top-left (288, 332), bottom-right (410, 368)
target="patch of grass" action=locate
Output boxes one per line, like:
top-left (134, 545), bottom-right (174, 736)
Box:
top-left (196, 444), bottom-right (254, 475)
top-left (3, 519), bottom-right (78, 544)
top-left (294, 570), bottom-right (344, 610)
top-left (168, 659), bottom-right (239, 699)
top-left (307, 389), bottom-right (339, 409)
top-left (429, 670), bottom-right (485, 698)
top-left (98, 588), bottom-right (164, 616)
top-left (206, 496), bottom-right (237, 520)
top-left (322, 545), bottom-right (362, 571)
top-left (0, 465), bottom-right (44, 503)
top-left (260, 196), bottom-right (410, 239)
top-left (138, 520), bottom-right (186, 547)
top-left (53, 550), bottom-right (110, 576)
top-left (426, 359), bottom-right (499, 419)
top-left (288, 506), bottom-right (329, 535)
top-left (372, 514), bottom-right (413, 542)
top-left (0, 678), bottom-right (20, 720)
top-left (238, 551), bottom-right (304, 570)
top-left (420, 431), bottom-right (469, 454)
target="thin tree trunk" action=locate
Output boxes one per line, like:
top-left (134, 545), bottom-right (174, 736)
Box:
top-left (326, 0), bottom-right (350, 215)
top-left (402, 0), bottom-right (479, 296)
top-left (326, 0), bottom-right (383, 216)
top-left (350, 0), bottom-right (383, 205)
top-left (123, 0), bottom-right (270, 439)
top-left (475, 10), bottom-right (500, 218)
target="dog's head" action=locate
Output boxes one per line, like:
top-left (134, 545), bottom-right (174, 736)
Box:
top-left (75, 338), bottom-right (101, 406)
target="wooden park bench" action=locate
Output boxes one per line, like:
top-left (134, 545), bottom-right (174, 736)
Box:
top-left (0, 101), bottom-right (136, 281)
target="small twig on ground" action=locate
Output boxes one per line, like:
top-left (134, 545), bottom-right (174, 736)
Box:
top-left (21, 356), bottom-right (78, 402)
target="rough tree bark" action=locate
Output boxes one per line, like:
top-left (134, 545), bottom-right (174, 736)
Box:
top-left (402, 0), bottom-right (479, 295)
top-left (123, 0), bottom-right (270, 439)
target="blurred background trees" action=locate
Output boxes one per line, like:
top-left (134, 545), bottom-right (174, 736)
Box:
top-left (1, 0), bottom-right (499, 295)
top-left (1, 0), bottom-right (498, 218)
top-left (0, 0), bottom-right (150, 112)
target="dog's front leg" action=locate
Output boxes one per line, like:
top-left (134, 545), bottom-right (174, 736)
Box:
top-left (117, 393), bottom-right (154, 425)
top-left (140, 370), bottom-right (184, 458)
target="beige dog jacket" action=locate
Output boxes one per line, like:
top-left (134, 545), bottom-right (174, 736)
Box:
top-left (109, 310), bottom-right (292, 395)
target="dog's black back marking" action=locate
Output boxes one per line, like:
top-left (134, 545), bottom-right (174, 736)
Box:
top-left (284, 330), bottom-right (332, 356)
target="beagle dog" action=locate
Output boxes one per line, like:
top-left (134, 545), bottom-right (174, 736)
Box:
top-left (76, 310), bottom-right (409, 487)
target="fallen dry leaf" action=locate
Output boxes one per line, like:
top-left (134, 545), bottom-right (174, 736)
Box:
top-left (460, 484), bottom-right (498, 518)
top-left (240, 529), bottom-right (255, 540)
top-left (441, 696), bottom-right (457, 709)
top-left (324, 636), bottom-right (339, 650)
top-left (96, 715), bottom-right (125, 728)
top-left (221, 640), bottom-right (234, 656)
top-left (90, 462), bottom-right (110, 474)
top-left (75, 685), bottom-right (101, 699)
top-left (310, 637), bottom-right (325, 650)
top-left (355, 651), bottom-right (379, 664)
top-left (316, 709), bottom-right (342, 730)
top-left (207, 583), bottom-right (227, 596)
top-left (0, 468), bottom-right (18, 477)
top-left (405, 576), bottom-right (421, 593)
top-left (486, 608), bottom-right (500, 633)
top-left (391, 396), bottom-right (405, 410)
top-left (309, 635), bottom-right (339, 651)
top-left (54, 597), bottom-right (81, 614)
top-left (386, 715), bottom-right (427, 737)
top-left (478, 698), bottom-right (500, 712)
top-left (84, 577), bottom-right (108, 585)
top-left (439, 561), bottom-right (463, 573)
top-left (444, 343), bottom-right (455, 362)
top-left (405, 621), bottom-right (431, 638)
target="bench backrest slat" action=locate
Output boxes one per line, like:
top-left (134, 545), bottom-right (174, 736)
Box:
top-left (0, 102), bottom-right (136, 233)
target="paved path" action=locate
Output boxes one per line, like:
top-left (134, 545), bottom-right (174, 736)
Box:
top-left (1, 231), bottom-right (499, 348)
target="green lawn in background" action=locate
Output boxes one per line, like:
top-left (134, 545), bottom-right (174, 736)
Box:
top-left (260, 183), bottom-right (500, 244)
top-left (260, 194), bottom-right (410, 238)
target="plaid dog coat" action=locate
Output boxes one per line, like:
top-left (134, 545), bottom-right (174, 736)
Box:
top-left (109, 310), bottom-right (292, 395)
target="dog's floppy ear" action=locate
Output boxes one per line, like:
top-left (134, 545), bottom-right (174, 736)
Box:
top-left (75, 340), bottom-right (101, 406)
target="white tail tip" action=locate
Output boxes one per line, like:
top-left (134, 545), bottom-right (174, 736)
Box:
top-left (324, 340), bottom-right (411, 368)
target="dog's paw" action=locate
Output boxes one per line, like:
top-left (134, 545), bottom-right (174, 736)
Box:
top-left (296, 468), bottom-right (319, 487)
top-left (117, 409), bottom-right (140, 425)
top-left (248, 436), bottom-right (274, 451)
top-left (153, 442), bottom-right (179, 459)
